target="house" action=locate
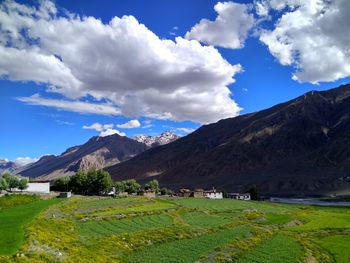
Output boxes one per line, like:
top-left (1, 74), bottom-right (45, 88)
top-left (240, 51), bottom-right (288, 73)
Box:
top-left (204, 189), bottom-right (223, 199)
top-left (141, 190), bottom-right (156, 198)
top-left (59, 191), bottom-right (72, 198)
top-left (228, 193), bottom-right (251, 200)
top-left (178, 188), bottom-right (191, 197)
top-left (26, 181), bottom-right (50, 194)
top-left (191, 188), bottom-right (204, 198)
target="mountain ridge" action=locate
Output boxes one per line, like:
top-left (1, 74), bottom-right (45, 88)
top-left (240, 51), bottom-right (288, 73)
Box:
top-left (106, 84), bottom-right (350, 195)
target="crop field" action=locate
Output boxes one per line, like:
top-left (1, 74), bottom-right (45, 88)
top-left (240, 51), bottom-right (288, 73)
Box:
top-left (0, 195), bottom-right (349, 262)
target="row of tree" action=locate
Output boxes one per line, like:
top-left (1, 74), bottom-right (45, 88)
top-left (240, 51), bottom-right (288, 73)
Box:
top-left (52, 169), bottom-right (173, 196)
top-left (0, 173), bottom-right (28, 193)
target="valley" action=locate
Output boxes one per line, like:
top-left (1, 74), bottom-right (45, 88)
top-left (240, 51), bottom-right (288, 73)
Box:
top-left (0, 195), bottom-right (349, 262)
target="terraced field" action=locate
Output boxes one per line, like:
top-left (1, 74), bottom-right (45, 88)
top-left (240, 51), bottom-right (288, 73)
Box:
top-left (0, 195), bottom-right (349, 262)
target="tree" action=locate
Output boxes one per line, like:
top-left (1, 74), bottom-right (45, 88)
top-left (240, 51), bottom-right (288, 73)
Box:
top-left (70, 169), bottom-right (112, 195)
top-left (3, 173), bottom-right (19, 192)
top-left (123, 179), bottom-right (140, 194)
top-left (0, 177), bottom-right (8, 193)
top-left (18, 178), bottom-right (28, 191)
top-left (247, 184), bottom-right (259, 200)
top-left (145, 179), bottom-right (160, 192)
top-left (160, 187), bottom-right (173, 196)
top-left (114, 181), bottom-right (126, 193)
top-left (53, 176), bottom-right (71, 192)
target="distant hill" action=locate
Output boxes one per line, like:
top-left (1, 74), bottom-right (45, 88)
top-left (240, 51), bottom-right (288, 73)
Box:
top-left (0, 159), bottom-right (18, 174)
top-left (18, 134), bottom-right (148, 180)
top-left (17, 131), bottom-right (179, 180)
top-left (107, 84), bottom-right (350, 196)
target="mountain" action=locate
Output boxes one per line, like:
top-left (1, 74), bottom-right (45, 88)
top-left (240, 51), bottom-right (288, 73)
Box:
top-left (0, 159), bottom-right (18, 174)
top-left (107, 84), bottom-right (350, 196)
top-left (134, 131), bottom-right (180, 147)
top-left (18, 134), bottom-right (148, 180)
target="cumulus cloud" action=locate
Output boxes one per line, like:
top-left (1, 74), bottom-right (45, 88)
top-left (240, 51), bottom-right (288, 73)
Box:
top-left (99, 129), bottom-right (126, 137)
top-left (185, 2), bottom-right (255, 49)
top-left (82, 123), bottom-right (125, 137)
top-left (259, 0), bottom-right (350, 83)
top-left (17, 94), bottom-right (121, 115)
top-left (117, 120), bottom-right (141, 129)
top-left (14, 157), bottom-right (39, 166)
top-left (0, 0), bottom-right (242, 123)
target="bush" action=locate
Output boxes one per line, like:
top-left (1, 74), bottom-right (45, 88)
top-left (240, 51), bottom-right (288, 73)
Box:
top-left (70, 169), bottom-right (113, 195)
top-left (114, 179), bottom-right (140, 194)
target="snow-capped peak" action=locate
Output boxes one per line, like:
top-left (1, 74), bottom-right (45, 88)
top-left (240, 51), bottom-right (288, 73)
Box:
top-left (133, 131), bottom-right (179, 147)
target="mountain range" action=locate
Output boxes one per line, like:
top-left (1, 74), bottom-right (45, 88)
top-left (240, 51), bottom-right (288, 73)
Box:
top-left (107, 84), bottom-right (350, 196)
top-left (16, 131), bottom-right (179, 180)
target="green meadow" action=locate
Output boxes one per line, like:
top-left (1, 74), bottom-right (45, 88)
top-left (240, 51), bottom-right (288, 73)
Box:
top-left (0, 195), bottom-right (349, 262)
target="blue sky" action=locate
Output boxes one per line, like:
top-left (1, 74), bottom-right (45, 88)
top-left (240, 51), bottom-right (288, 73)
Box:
top-left (1, 0), bottom-right (349, 163)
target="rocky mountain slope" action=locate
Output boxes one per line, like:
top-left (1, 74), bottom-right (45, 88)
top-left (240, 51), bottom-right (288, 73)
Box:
top-left (134, 131), bottom-right (179, 147)
top-left (107, 84), bottom-right (350, 195)
top-left (0, 159), bottom-right (18, 174)
top-left (18, 134), bottom-right (148, 180)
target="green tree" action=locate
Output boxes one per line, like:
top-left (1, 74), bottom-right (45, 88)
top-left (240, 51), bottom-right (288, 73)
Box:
top-left (114, 181), bottom-right (126, 193)
top-left (160, 187), bottom-right (173, 195)
top-left (124, 179), bottom-right (140, 194)
top-left (18, 178), bottom-right (28, 191)
top-left (3, 173), bottom-right (19, 192)
top-left (145, 179), bottom-right (160, 192)
top-left (70, 169), bottom-right (112, 195)
top-left (247, 184), bottom-right (259, 200)
top-left (53, 176), bottom-right (71, 192)
top-left (0, 177), bottom-right (8, 193)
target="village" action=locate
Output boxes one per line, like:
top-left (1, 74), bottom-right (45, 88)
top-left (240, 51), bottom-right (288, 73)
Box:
top-left (0, 174), bottom-right (251, 201)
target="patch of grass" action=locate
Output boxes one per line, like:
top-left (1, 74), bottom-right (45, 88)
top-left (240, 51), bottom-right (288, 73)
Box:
top-left (182, 211), bottom-right (233, 228)
top-left (235, 234), bottom-right (303, 263)
top-left (260, 213), bottom-right (293, 225)
top-left (0, 195), bottom-right (40, 209)
top-left (317, 235), bottom-right (350, 263)
top-left (289, 210), bottom-right (350, 231)
top-left (125, 225), bottom-right (251, 263)
top-left (0, 198), bottom-right (61, 255)
top-left (79, 214), bottom-right (174, 237)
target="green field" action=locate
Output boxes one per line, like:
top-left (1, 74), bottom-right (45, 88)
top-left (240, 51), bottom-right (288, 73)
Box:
top-left (0, 195), bottom-right (349, 262)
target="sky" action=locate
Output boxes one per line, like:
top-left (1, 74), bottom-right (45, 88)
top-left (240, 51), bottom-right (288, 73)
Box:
top-left (1, 0), bottom-right (350, 165)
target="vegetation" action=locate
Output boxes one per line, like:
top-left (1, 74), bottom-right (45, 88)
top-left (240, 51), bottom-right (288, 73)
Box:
top-left (0, 196), bottom-right (61, 255)
top-left (0, 173), bottom-right (28, 192)
top-left (114, 179), bottom-right (140, 194)
top-left (0, 195), bottom-right (348, 262)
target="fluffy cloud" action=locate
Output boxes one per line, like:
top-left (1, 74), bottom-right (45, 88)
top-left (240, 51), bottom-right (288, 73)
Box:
top-left (14, 157), bottom-right (39, 167)
top-left (116, 120), bottom-right (141, 129)
top-left (17, 94), bottom-right (121, 115)
top-left (0, 0), bottom-right (242, 123)
top-left (99, 129), bottom-right (126, 137)
top-left (259, 0), bottom-right (350, 83)
top-left (82, 123), bottom-right (125, 137)
top-left (185, 2), bottom-right (255, 49)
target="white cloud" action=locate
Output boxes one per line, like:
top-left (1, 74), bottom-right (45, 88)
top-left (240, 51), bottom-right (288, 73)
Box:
top-left (17, 94), bottom-right (121, 115)
top-left (116, 119), bottom-right (141, 129)
top-left (83, 123), bottom-right (114, 132)
top-left (82, 123), bottom-right (125, 137)
top-left (185, 2), bottom-right (255, 49)
top-left (99, 128), bottom-right (126, 137)
top-left (0, 0), bottom-right (243, 123)
top-left (14, 157), bottom-right (39, 167)
top-left (259, 0), bottom-right (350, 83)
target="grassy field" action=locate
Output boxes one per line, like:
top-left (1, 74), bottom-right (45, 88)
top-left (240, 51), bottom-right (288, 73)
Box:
top-left (0, 195), bottom-right (349, 262)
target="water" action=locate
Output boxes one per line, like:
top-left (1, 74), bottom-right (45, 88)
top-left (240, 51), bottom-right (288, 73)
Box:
top-left (270, 197), bottom-right (350, 207)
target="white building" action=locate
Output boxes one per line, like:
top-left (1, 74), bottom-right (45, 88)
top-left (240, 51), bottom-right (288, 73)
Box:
top-left (26, 182), bottom-right (50, 194)
top-left (229, 193), bottom-right (251, 200)
top-left (204, 189), bottom-right (223, 199)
